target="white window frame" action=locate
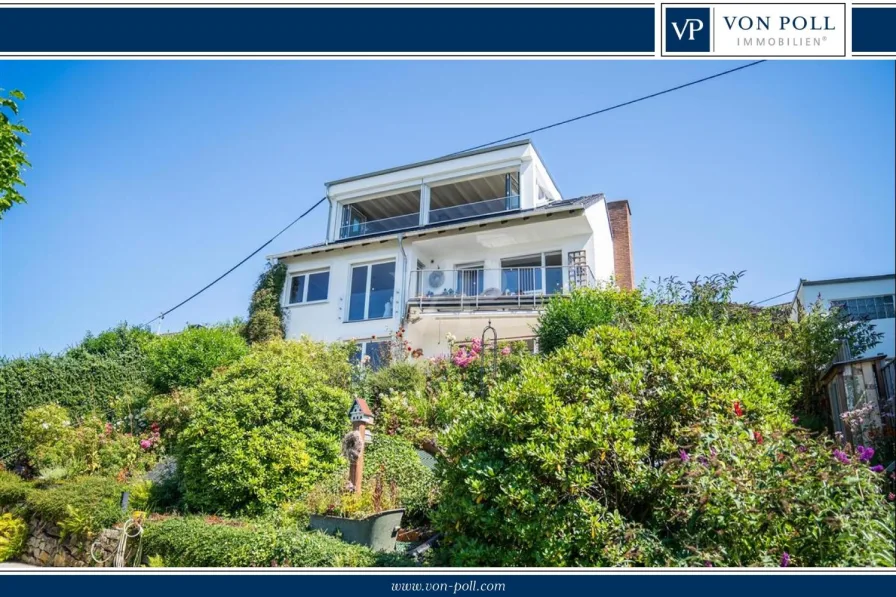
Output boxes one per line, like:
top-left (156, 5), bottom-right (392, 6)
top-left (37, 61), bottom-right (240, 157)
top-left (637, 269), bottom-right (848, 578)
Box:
top-left (286, 268), bottom-right (331, 306)
top-left (500, 250), bottom-right (563, 294)
top-left (345, 259), bottom-right (397, 323)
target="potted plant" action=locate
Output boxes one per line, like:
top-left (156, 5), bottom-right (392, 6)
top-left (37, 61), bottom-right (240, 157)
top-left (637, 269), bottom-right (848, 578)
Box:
top-left (306, 467), bottom-right (405, 552)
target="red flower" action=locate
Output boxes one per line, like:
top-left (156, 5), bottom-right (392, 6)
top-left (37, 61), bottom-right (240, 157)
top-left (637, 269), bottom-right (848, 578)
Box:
top-left (734, 401), bottom-right (744, 417)
top-left (754, 431), bottom-right (763, 445)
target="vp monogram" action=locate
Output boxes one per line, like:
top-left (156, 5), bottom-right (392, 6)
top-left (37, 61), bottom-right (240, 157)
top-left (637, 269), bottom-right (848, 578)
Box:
top-left (672, 18), bottom-right (705, 41)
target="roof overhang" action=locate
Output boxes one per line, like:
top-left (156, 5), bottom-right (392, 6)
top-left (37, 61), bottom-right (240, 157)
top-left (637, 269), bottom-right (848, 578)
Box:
top-left (268, 200), bottom-right (591, 262)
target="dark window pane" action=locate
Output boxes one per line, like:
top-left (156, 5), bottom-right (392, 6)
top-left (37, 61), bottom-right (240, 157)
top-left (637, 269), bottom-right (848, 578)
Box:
top-left (544, 252), bottom-right (562, 266)
top-left (289, 275), bottom-right (305, 304)
top-left (307, 271), bottom-right (330, 302)
top-left (366, 341), bottom-right (389, 370)
top-left (368, 262), bottom-right (396, 319)
top-left (348, 266), bottom-right (368, 321)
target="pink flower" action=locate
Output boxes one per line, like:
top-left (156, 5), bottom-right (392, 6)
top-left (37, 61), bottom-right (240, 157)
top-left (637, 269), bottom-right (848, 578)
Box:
top-left (501, 346), bottom-right (511, 356)
top-left (139, 439), bottom-right (152, 451)
top-left (887, 493), bottom-right (895, 502)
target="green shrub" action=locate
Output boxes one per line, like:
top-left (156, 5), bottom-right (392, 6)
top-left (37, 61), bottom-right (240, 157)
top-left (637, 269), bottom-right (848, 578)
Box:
top-left (177, 339), bottom-right (353, 514)
top-left (0, 348), bottom-right (149, 457)
top-left (142, 516), bottom-right (397, 567)
top-left (534, 286), bottom-right (647, 354)
top-left (434, 315), bottom-right (793, 566)
top-left (364, 435), bottom-right (437, 521)
top-left (20, 405), bottom-right (148, 477)
top-left (367, 363), bottom-right (425, 409)
top-left (143, 390), bottom-right (197, 448)
top-left (653, 421), bottom-right (895, 567)
top-left (0, 471), bottom-right (31, 507)
top-left (25, 476), bottom-right (125, 538)
top-left (145, 324), bottom-right (249, 393)
top-left (245, 263), bottom-right (287, 344)
top-left (0, 513), bottom-right (28, 562)
top-left (71, 323), bottom-right (154, 359)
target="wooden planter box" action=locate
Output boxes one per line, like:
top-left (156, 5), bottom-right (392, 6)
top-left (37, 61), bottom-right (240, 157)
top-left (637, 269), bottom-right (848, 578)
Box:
top-left (309, 509), bottom-right (405, 552)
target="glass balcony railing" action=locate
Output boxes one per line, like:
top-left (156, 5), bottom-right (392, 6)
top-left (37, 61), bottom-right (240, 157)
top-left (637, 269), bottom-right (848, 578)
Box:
top-left (337, 195), bottom-right (521, 240)
top-left (428, 195), bottom-right (520, 225)
top-left (406, 265), bottom-right (597, 310)
top-left (339, 212), bottom-right (420, 240)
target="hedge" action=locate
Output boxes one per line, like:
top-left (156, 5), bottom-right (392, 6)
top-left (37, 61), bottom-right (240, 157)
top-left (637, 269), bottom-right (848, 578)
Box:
top-left (0, 473), bottom-right (127, 538)
top-left (0, 349), bottom-right (148, 457)
top-left (142, 516), bottom-right (411, 567)
top-left (0, 471), bottom-right (31, 507)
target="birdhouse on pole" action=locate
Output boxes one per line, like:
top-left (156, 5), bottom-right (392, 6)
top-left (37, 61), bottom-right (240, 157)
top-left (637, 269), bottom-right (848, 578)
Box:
top-left (347, 398), bottom-right (374, 495)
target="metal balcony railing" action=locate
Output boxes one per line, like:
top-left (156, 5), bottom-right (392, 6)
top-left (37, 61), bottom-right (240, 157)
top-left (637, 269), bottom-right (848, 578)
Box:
top-left (337, 195), bottom-right (521, 240)
top-left (407, 265), bottom-right (596, 311)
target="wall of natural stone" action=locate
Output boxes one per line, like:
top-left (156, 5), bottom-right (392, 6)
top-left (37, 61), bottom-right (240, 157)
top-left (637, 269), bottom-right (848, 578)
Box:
top-left (18, 517), bottom-right (130, 567)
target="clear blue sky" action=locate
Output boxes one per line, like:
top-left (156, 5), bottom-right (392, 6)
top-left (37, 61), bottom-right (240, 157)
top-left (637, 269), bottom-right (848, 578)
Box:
top-left (0, 60), bottom-right (893, 357)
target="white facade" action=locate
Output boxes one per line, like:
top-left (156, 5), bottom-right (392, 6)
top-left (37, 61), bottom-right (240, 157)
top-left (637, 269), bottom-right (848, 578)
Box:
top-left (271, 141), bottom-right (625, 362)
top-left (792, 274), bottom-right (896, 359)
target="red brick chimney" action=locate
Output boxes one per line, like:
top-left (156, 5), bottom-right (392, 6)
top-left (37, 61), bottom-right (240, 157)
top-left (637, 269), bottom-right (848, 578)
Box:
top-left (606, 200), bottom-right (634, 290)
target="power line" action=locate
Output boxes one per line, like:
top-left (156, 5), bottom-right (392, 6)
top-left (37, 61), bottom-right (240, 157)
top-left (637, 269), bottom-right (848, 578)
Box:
top-left (144, 196), bottom-right (326, 326)
top-left (143, 61), bottom-right (768, 327)
top-left (752, 288), bottom-right (797, 306)
top-left (442, 60), bottom-right (767, 157)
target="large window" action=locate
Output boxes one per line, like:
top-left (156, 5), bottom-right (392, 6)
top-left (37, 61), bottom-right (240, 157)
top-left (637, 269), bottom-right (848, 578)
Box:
top-left (288, 270), bottom-right (330, 304)
top-left (500, 251), bottom-right (563, 295)
top-left (831, 295), bottom-right (895, 320)
top-left (347, 261), bottom-right (396, 322)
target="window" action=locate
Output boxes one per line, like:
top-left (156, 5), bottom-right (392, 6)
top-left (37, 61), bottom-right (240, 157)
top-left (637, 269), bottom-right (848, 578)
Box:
top-left (455, 262), bottom-right (484, 296)
top-left (351, 340), bottom-right (390, 370)
top-left (347, 261), bottom-right (396, 322)
top-left (500, 251), bottom-right (563, 295)
top-left (288, 270), bottom-right (330, 304)
top-left (831, 295), bottom-right (895, 320)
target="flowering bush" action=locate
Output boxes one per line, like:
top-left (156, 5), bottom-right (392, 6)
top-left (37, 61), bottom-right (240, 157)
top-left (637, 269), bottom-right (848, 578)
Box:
top-left (19, 404), bottom-right (150, 478)
top-left (655, 421), bottom-right (895, 566)
top-left (434, 314), bottom-right (801, 566)
top-left (177, 339), bottom-right (354, 514)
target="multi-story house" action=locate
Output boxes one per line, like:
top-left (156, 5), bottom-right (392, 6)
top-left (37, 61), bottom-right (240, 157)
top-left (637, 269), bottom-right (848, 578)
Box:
top-left (791, 273), bottom-right (896, 359)
top-left (269, 140), bottom-right (634, 364)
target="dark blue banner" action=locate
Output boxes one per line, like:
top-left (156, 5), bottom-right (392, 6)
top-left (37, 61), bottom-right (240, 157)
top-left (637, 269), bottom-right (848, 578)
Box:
top-left (0, 7), bottom-right (655, 53)
top-left (853, 6), bottom-right (896, 53)
top-left (0, 573), bottom-right (895, 595)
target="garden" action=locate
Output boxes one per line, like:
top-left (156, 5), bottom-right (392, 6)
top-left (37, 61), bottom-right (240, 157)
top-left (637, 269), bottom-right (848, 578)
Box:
top-left (0, 267), bottom-right (893, 568)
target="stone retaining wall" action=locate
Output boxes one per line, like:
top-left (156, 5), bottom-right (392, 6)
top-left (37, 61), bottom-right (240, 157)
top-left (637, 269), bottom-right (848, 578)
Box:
top-left (18, 517), bottom-right (131, 567)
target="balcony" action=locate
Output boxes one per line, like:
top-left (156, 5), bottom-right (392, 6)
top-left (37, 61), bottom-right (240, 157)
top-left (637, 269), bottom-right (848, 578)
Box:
top-left (407, 265), bottom-right (596, 312)
top-left (337, 170), bottom-right (521, 240)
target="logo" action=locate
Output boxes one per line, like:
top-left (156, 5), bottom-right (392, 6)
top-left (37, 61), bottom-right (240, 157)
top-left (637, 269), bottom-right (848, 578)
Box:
top-left (666, 8), bottom-right (710, 52)
top-left (672, 18), bottom-right (704, 41)
top-left (663, 4), bottom-right (846, 57)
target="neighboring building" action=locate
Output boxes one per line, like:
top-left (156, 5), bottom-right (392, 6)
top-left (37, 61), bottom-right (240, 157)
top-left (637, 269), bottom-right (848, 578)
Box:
top-left (791, 274), bottom-right (896, 359)
top-left (269, 140), bottom-right (634, 363)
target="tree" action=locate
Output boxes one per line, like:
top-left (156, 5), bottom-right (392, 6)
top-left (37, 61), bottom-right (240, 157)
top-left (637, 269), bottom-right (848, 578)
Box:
top-left (0, 89), bottom-right (30, 218)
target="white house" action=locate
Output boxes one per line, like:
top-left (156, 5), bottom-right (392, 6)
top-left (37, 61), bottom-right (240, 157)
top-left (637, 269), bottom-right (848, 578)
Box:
top-left (791, 274), bottom-right (896, 359)
top-left (269, 140), bottom-right (634, 364)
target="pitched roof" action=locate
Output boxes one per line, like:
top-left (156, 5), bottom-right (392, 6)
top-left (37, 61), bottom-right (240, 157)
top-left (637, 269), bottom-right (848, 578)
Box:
top-left (350, 398), bottom-right (373, 417)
